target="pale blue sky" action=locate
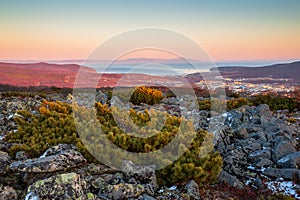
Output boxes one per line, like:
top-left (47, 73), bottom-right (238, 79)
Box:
top-left (1, 0), bottom-right (299, 61)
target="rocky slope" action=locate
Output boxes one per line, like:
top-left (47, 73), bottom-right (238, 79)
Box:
top-left (0, 94), bottom-right (299, 199)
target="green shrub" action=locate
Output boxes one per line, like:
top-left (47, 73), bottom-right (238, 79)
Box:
top-left (251, 94), bottom-right (298, 112)
top-left (130, 86), bottom-right (163, 105)
top-left (5, 100), bottom-right (222, 187)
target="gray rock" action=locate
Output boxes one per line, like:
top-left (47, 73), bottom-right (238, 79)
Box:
top-left (248, 149), bottom-right (271, 162)
top-left (0, 151), bottom-right (10, 175)
top-left (255, 104), bottom-right (272, 118)
top-left (218, 171), bottom-right (244, 189)
top-left (15, 151), bottom-right (28, 161)
top-left (234, 127), bottom-right (248, 139)
top-left (110, 96), bottom-right (125, 108)
top-left (272, 141), bottom-right (296, 162)
top-left (138, 193), bottom-right (156, 200)
top-left (265, 126), bottom-right (280, 134)
top-left (9, 145), bottom-right (86, 173)
top-left (0, 184), bottom-right (18, 200)
top-left (255, 158), bottom-right (274, 168)
top-left (262, 168), bottom-right (300, 180)
top-left (242, 142), bottom-right (261, 154)
top-left (182, 180), bottom-right (201, 200)
top-left (277, 151), bottom-right (300, 168)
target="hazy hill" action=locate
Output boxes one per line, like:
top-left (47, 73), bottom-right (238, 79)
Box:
top-left (0, 62), bottom-right (178, 88)
top-left (210, 61), bottom-right (300, 81)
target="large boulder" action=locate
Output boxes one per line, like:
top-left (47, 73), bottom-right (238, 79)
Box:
top-left (262, 168), bottom-right (300, 180)
top-left (9, 144), bottom-right (86, 173)
top-left (277, 151), bottom-right (300, 168)
top-left (255, 104), bottom-right (272, 118)
top-left (272, 141), bottom-right (296, 162)
top-left (25, 172), bottom-right (95, 200)
top-left (218, 171), bottom-right (244, 189)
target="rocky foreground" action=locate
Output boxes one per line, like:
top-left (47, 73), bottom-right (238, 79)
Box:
top-left (0, 94), bottom-right (299, 199)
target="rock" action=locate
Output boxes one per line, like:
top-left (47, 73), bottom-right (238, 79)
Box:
top-left (272, 141), bottom-right (296, 162)
top-left (25, 172), bottom-right (93, 200)
top-left (262, 168), bottom-right (300, 180)
top-left (265, 125), bottom-right (280, 134)
top-left (9, 144), bottom-right (86, 173)
top-left (254, 177), bottom-right (263, 189)
top-left (255, 104), bottom-right (272, 118)
top-left (39, 143), bottom-right (78, 157)
top-left (242, 124), bottom-right (264, 133)
top-left (255, 158), bottom-right (274, 168)
top-left (138, 193), bottom-right (156, 200)
top-left (218, 171), bottom-right (244, 189)
top-left (182, 180), bottom-right (201, 200)
top-left (90, 176), bottom-right (108, 192)
top-left (277, 151), bottom-right (300, 168)
top-left (121, 160), bottom-right (157, 185)
top-left (0, 151), bottom-right (10, 175)
top-left (242, 142), bottom-right (261, 154)
top-left (248, 149), bottom-right (271, 162)
top-left (15, 151), bottom-right (28, 161)
top-left (98, 183), bottom-right (144, 199)
top-left (110, 96), bottom-right (125, 108)
top-left (234, 127), bottom-right (248, 139)
top-left (0, 184), bottom-right (18, 200)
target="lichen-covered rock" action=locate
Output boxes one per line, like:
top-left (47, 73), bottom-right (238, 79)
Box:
top-left (121, 160), bottom-right (157, 186)
top-left (0, 150), bottom-right (10, 175)
top-left (25, 172), bottom-right (94, 200)
top-left (98, 183), bottom-right (145, 200)
top-left (9, 144), bottom-right (86, 172)
top-left (0, 184), bottom-right (18, 200)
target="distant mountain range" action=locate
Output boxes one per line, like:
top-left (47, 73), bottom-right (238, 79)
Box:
top-left (210, 61), bottom-right (300, 82)
top-left (0, 61), bottom-right (299, 88)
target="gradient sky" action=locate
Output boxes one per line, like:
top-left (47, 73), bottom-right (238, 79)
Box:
top-left (0, 0), bottom-right (300, 62)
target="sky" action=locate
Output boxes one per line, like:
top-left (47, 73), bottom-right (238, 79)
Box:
top-left (0, 0), bottom-right (300, 62)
